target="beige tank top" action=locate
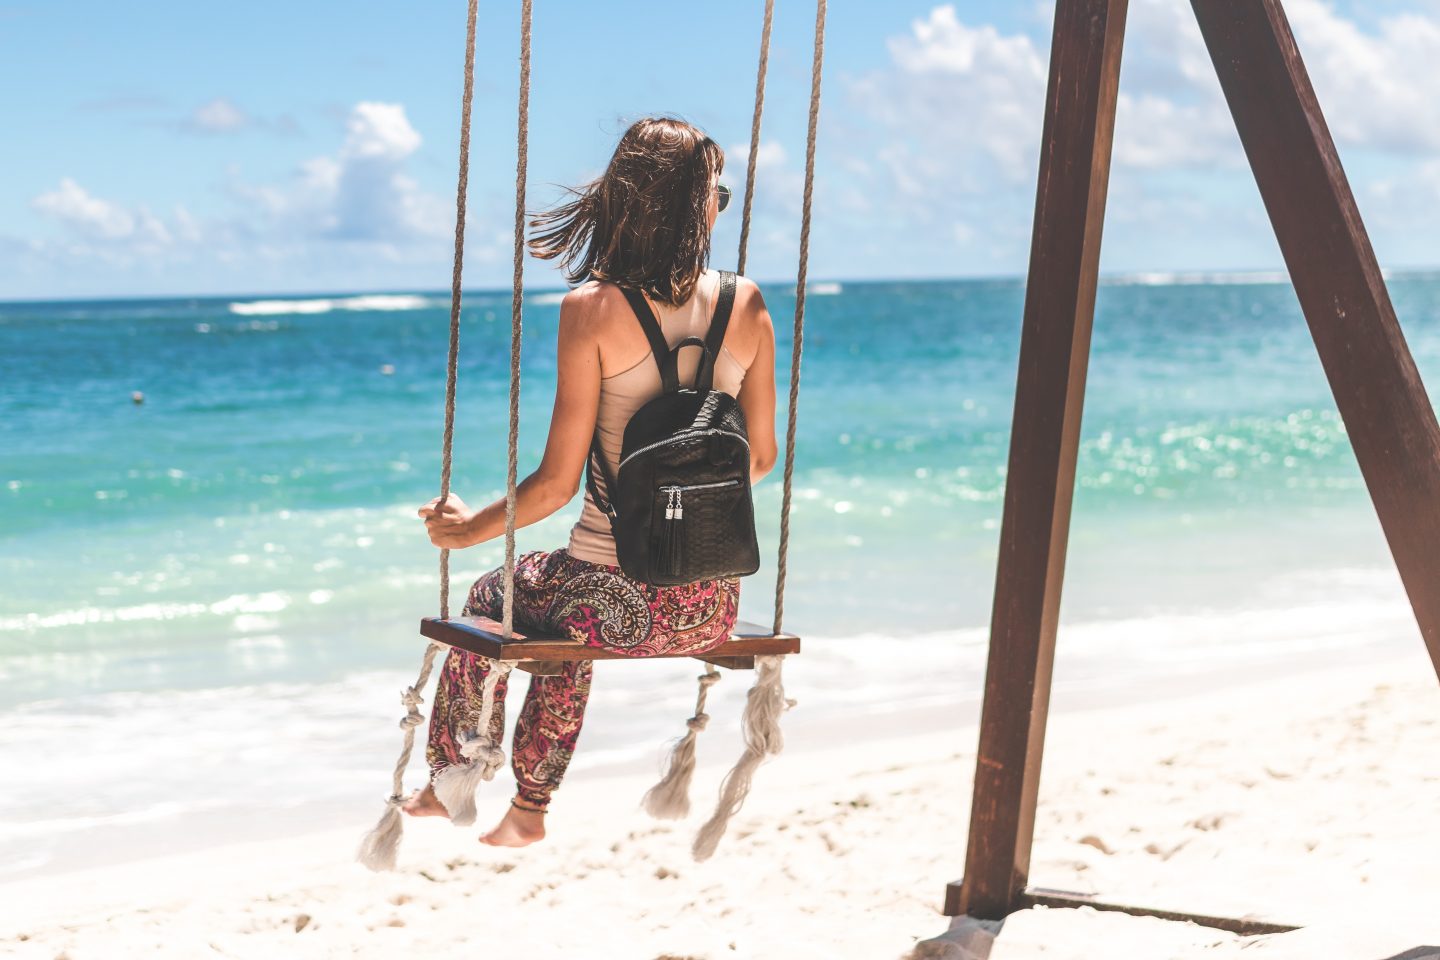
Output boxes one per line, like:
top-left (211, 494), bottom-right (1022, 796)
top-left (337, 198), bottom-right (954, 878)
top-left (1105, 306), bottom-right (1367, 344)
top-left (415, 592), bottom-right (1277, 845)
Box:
top-left (568, 269), bottom-right (749, 566)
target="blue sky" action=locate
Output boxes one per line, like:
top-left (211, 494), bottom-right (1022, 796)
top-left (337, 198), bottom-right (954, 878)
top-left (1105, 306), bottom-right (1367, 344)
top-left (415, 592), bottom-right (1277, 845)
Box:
top-left (4, 0), bottom-right (1440, 298)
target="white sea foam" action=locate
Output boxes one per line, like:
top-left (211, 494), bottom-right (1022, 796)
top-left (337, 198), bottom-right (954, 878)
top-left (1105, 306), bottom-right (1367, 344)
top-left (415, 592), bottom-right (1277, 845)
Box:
top-left (228, 294), bottom-right (434, 316)
top-left (808, 281), bottom-right (843, 295)
top-left (527, 291), bottom-right (568, 305)
top-left (1105, 270), bottom-right (1291, 287)
top-left (229, 299), bottom-right (333, 316)
top-left (0, 591), bottom-right (291, 633)
top-left (340, 294), bottom-right (433, 311)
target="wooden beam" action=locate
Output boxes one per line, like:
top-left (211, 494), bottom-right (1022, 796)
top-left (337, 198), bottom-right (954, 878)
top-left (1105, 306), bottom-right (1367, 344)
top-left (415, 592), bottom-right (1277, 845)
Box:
top-left (1189, 0), bottom-right (1440, 684)
top-left (420, 616), bottom-right (799, 664)
top-left (1016, 888), bottom-right (1300, 937)
top-left (518, 653), bottom-right (756, 678)
top-left (948, 0), bottom-right (1130, 921)
top-left (696, 655), bottom-right (757, 671)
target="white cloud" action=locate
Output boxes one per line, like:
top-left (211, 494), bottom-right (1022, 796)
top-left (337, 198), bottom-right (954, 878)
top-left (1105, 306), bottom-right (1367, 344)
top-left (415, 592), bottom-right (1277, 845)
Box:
top-left (1287, 0), bottom-right (1440, 152)
top-left (1117, 0), bottom-right (1440, 161)
top-left (834, 4), bottom-right (1053, 276)
top-left (325, 103), bottom-right (440, 241)
top-left (174, 96), bottom-right (298, 137)
top-left (1110, 0), bottom-right (1238, 170)
top-left (30, 178), bottom-right (182, 257)
top-left (862, 6), bottom-right (1047, 175)
top-left (31, 178), bottom-right (137, 239)
top-left (855, 1), bottom-right (1440, 187)
top-left (24, 102), bottom-right (455, 285)
top-left (896, 11), bottom-right (1040, 74)
top-left (186, 97), bottom-right (249, 134)
top-left (26, 180), bottom-right (197, 274)
top-left (221, 102), bottom-right (445, 243)
top-left (825, 1), bottom-right (1440, 278)
top-left (1113, 92), bottom-right (1237, 170)
top-left (221, 101), bottom-right (447, 244)
top-left (341, 102), bottom-right (422, 161)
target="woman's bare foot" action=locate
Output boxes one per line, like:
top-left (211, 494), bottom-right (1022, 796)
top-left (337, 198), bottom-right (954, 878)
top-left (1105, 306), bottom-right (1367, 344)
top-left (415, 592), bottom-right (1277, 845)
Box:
top-left (479, 802), bottom-right (547, 847)
top-left (400, 785), bottom-right (450, 819)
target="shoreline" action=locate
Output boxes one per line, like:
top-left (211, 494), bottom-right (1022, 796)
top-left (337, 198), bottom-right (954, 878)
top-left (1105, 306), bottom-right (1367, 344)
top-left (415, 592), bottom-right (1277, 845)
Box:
top-left (5, 643), bottom-right (1437, 958)
top-left (2, 610), bottom-right (1424, 885)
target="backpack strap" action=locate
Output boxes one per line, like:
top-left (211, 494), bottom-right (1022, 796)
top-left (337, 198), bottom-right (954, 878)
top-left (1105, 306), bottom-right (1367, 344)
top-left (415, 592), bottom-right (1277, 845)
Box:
top-left (696, 271), bottom-right (737, 396)
top-left (705, 271), bottom-right (738, 357)
top-left (584, 434), bottom-right (617, 522)
top-left (619, 286), bottom-right (681, 394)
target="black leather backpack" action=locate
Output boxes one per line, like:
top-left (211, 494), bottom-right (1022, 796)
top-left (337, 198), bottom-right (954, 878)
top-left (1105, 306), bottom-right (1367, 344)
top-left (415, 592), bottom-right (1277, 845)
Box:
top-left (585, 270), bottom-right (761, 586)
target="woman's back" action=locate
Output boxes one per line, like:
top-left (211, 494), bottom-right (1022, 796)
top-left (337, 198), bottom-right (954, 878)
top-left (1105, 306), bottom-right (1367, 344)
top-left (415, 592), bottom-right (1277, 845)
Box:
top-left (567, 268), bottom-right (754, 566)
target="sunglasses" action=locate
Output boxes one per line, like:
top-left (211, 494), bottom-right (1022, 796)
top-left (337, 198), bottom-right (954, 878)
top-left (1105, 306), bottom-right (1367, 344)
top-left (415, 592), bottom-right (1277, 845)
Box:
top-left (715, 183), bottom-right (731, 213)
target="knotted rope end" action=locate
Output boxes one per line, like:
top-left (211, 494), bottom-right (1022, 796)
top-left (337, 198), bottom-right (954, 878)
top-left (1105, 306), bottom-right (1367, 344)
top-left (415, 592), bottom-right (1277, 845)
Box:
top-left (356, 796), bottom-right (406, 872)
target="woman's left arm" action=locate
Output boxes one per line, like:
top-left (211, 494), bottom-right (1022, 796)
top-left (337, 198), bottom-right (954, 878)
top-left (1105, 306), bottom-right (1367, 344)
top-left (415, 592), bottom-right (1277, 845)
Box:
top-left (420, 291), bottom-right (601, 549)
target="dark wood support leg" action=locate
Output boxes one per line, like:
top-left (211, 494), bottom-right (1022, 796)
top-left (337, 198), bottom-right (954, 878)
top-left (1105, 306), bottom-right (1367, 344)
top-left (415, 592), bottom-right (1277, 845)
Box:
top-left (1189, 0), bottom-right (1440, 684)
top-left (945, 0), bottom-right (1440, 933)
top-left (946, 0), bottom-right (1130, 921)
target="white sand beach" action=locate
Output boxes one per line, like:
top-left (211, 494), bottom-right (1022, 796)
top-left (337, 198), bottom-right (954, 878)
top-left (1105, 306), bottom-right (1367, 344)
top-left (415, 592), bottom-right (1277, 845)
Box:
top-left (3, 645), bottom-right (1437, 960)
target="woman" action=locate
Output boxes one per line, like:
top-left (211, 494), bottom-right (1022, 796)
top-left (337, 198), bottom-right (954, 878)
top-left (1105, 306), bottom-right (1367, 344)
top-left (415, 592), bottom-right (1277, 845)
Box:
top-left (403, 117), bottom-right (778, 848)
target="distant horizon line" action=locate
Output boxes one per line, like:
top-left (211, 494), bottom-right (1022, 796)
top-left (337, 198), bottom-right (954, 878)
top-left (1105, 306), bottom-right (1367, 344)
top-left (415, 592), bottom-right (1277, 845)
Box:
top-left (6, 264), bottom-right (1440, 306)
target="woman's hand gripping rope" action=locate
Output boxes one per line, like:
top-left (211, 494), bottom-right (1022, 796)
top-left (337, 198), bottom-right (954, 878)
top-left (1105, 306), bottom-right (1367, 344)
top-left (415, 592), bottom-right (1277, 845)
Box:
top-left (419, 493), bottom-right (479, 549)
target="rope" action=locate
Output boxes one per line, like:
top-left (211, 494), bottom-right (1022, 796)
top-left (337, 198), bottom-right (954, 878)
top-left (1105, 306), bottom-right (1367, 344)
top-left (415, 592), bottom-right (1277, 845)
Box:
top-left (502, 0), bottom-right (533, 640)
top-left (773, 0), bottom-right (826, 636)
top-left (693, 0), bottom-right (821, 858)
top-left (736, 0), bottom-right (775, 276)
top-left (641, 664), bottom-right (722, 819)
top-left (437, 0), bottom-right (482, 621)
top-left (692, 654), bottom-right (793, 860)
top-left (358, 0), bottom-right (480, 872)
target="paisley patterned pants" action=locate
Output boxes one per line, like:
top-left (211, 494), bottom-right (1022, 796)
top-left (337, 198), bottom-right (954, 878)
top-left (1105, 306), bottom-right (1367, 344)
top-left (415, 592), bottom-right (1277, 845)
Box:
top-left (426, 548), bottom-right (740, 810)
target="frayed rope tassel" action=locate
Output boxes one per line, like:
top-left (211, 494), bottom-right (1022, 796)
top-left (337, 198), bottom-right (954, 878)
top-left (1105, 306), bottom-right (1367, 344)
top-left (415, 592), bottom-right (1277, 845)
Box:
top-left (357, 644), bottom-right (444, 872)
top-left (691, 654), bottom-right (795, 861)
top-left (642, 665), bottom-right (722, 819)
top-left (357, 796), bottom-right (406, 872)
top-left (432, 659), bottom-right (512, 828)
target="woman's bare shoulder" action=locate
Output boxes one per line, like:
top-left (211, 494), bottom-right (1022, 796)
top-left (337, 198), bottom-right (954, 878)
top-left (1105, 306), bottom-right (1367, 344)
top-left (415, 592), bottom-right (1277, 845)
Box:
top-left (733, 274), bottom-right (768, 311)
top-left (559, 280), bottom-right (629, 333)
top-left (561, 279), bottom-right (621, 309)
top-left (735, 274), bottom-right (774, 328)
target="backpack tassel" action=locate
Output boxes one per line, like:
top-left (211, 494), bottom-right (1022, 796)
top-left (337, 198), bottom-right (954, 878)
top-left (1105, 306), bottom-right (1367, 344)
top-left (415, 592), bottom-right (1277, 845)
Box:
top-left (660, 488), bottom-right (685, 577)
top-left (641, 664), bottom-right (721, 819)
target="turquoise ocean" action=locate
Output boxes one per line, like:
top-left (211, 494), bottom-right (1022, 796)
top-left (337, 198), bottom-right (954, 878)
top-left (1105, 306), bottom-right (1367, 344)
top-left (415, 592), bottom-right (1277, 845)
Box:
top-left (3, 275), bottom-right (1438, 878)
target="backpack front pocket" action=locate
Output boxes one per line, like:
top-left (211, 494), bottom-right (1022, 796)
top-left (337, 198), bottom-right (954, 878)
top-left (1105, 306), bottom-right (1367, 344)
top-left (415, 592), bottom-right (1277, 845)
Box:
top-left (650, 479), bottom-right (746, 582)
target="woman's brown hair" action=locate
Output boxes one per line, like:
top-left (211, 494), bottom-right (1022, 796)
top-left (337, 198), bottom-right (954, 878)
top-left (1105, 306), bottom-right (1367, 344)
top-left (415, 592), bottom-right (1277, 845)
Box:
top-left (527, 116), bottom-right (724, 306)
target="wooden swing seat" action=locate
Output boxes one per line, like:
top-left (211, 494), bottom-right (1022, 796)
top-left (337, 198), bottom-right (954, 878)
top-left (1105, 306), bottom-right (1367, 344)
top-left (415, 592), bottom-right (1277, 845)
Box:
top-left (420, 616), bottom-right (800, 676)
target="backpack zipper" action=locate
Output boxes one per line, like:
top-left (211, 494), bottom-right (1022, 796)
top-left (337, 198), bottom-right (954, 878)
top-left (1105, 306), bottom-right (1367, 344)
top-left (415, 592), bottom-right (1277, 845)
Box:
top-left (618, 428), bottom-right (750, 472)
top-left (659, 479), bottom-right (743, 495)
top-left (660, 479), bottom-right (742, 524)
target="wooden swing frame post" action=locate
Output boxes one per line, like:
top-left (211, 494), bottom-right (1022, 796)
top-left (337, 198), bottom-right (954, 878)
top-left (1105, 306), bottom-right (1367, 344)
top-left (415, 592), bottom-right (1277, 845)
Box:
top-left (945, 0), bottom-right (1129, 923)
top-left (946, 0), bottom-right (1440, 934)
